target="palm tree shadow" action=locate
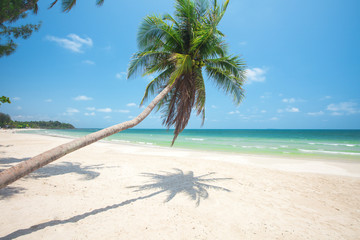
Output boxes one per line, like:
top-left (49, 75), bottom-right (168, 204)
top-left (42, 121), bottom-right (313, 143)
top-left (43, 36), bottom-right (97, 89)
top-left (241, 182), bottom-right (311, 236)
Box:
top-left (128, 168), bottom-right (232, 206)
top-left (0, 186), bottom-right (26, 200)
top-left (0, 157), bottom-right (29, 167)
top-left (0, 160), bottom-right (118, 200)
top-left (28, 162), bottom-right (109, 181)
top-left (0, 169), bottom-right (232, 240)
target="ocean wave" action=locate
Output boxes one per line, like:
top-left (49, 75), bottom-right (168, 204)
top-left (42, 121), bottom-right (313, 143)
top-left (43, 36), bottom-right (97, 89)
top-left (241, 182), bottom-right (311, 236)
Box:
top-left (185, 138), bottom-right (205, 141)
top-left (137, 141), bottom-right (154, 145)
top-left (111, 139), bottom-right (130, 143)
top-left (241, 146), bottom-right (254, 149)
top-left (241, 146), bottom-right (276, 150)
top-left (308, 142), bottom-right (358, 147)
top-left (299, 149), bottom-right (360, 156)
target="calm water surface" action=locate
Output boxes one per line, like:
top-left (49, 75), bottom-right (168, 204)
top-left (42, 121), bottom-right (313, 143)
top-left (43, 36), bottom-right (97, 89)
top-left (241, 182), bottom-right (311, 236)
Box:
top-left (23, 129), bottom-right (360, 161)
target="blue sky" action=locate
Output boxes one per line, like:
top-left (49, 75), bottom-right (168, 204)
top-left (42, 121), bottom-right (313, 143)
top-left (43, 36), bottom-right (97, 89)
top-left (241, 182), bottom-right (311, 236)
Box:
top-left (1, 0), bottom-right (359, 129)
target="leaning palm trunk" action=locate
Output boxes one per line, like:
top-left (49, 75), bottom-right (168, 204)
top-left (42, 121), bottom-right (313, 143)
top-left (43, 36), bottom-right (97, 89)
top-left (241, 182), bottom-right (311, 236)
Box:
top-left (0, 84), bottom-right (174, 189)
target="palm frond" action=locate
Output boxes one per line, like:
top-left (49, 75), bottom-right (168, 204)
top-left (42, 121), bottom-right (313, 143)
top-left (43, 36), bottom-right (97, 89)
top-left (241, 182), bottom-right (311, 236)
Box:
top-left (161, 73), bottom-right (196, 146)
top-left (138, 15), bottom-right (184, 52)
top-left (194, 68), bottom-right (206, 124)
top-left (48, 0), bottom-right (59, 9)
top-left (141, 68), bottom-right (173, 105)
top-left (61, 0), bottom-right (76, 12)
top-left (163, 13), bottom-right (179, 28)
top-left (127, 51), bottom-right (170, 79)
top-left (168, 53), bottom-right (193, 85)
top-left (96, 0), bottom-right (105, 6)
top-left (204, 56), bottom-right (246, 78)
top-left (195, 0), bottom-right (209, 17)
top-left (205, 65), bottom-right (245, 104)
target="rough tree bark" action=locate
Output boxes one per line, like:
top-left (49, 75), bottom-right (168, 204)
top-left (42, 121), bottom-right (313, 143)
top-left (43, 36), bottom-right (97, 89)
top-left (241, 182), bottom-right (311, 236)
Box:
top-left (0, 83), bottom-right (174, 189)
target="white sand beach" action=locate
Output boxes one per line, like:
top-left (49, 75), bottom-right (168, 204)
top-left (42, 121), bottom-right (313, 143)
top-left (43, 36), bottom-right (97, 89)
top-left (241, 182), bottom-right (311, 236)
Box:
top-left (1, 130), bottom-right (360, 239)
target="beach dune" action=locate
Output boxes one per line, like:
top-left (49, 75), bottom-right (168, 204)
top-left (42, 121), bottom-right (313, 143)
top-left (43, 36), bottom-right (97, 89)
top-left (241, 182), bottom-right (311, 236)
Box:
top-left (0, 131), bottom-right (359, 239)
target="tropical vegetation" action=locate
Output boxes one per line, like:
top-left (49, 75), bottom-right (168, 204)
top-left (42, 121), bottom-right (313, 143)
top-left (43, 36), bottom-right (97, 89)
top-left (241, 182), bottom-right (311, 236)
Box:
top-left (0, 113), bottom-right (74, 129)
top-left (0, 96), bottom-right (11, 105)
top-left (128, 0), bottom-right (246, 144)
top-left (0, 0), bottom-right (246, 189)
top-left (0, 0), bottom-right (104, 57)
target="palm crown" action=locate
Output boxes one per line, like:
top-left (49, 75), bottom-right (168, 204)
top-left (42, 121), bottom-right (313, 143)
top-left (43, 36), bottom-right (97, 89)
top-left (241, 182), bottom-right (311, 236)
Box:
top-left (128, 0), bottom-right (246, 145)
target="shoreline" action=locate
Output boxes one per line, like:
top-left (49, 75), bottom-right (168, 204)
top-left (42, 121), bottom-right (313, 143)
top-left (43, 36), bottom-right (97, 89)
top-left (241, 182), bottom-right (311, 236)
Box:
top-left (8, 129), bottom-right (360, 178)
top-left (1, 130), bottom-right (360, 239)
top-left (13, 128), bottom-right (360, 163)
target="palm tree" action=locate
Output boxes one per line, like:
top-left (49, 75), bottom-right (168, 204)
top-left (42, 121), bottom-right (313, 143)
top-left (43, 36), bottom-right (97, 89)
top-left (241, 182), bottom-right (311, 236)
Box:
top-left (0, 0), bottom-right (246, 189)
top-left (49, 0), bottom-right (104, 12)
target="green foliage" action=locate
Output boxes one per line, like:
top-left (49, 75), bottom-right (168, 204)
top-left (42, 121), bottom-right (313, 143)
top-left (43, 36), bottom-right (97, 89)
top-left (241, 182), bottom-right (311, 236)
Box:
top-left (49, 0), bottom-right (104, 12)
top-left (0, 21), bottom-right (41, 57)
top-left (2, 119), bottom-right (75, 129)
top-left (0, 96), bottom-right (11, 106)
top-left (0, 112), bottom-right (74, 128)
top-left (0, 112), bottom-right (11, 126)
top-left (0, 0), bottom-right (105, 57)
top-left (128, 0), bottom-right (246, 145)
top-left (9, 120), bottom-right (75, 129)
top-left (0, 0), bottom-right (41, 57)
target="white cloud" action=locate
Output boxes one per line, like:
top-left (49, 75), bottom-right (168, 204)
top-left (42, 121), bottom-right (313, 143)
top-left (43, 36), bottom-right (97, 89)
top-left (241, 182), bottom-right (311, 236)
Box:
top-left (83, 60), bottom-right (95, 65)
top-left (260, 92), bottom-right (272, 99)
top-left (128, 115), bottom-right (135, 119)
top-left (104, 116), bottom-right (111, 119)
top-left (327, 102), bottom-right (359, 115)
top-left (13, 97), bottom-right (21, 101)
top-left (104, 45), bottom-right (112, 51)
top-left (46, 34), bottom-right (93, 53)
top-left (67, 108), bottom-right (79, 113)
top-left (270, 117), bottom-right (279, 121)
top-left (278, 107), bottom-right (300, 113)
top-left (282, 98), bottom-right (306, 103)
top-left (320, 96), bottom-right (332, 100)
top-left (282, 98), bottom-right (296, 103)
top-left (127, 103), bottom-right (137, 107)
top-left (245, 67), bottom-right (267, 84)
top-left (12, 115), bottom-right (34, 120)
top-left (307, 111), bottom-right (324, 116)
top-left (16, 106), bottom-right (22, 110)
top-left (64, 108), bottom-right (79, 115)
top-left (286, 107), bottom-right (300, 113)
top-left (228, 110), bottom-right (240, 115)
top-left (97, 108), bottom-right (112, 113)
top-left (260, 110), bottom-right (267, 113)
top-left (74, 95), bottom-right (93, 101)
top-left (239, 41), bottom-right (247, 45)
top-left (116, 72), bottom-right (127, 80)
top-left (45, 99), bottom-right (52, 102)
top-left (331, 112), bottom-right (343, 116)
top-left (84, 112), bottom-right (95, 116)
top-left (114, 109), bottom-right (130, 113)
top-left (211, 105), bottom-right (217, 109)
top-left (85, 107), bottom-right (128, 113)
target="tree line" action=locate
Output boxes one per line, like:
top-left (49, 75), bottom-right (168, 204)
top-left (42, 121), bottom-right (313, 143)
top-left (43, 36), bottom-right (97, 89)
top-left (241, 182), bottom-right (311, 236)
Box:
top-left (0, 112), bottom-right (74, 129)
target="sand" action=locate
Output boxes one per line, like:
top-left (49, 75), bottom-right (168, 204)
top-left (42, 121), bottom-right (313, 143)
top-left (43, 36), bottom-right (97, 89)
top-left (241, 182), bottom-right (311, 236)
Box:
top-left (0, 130), bottom-right (360, 239)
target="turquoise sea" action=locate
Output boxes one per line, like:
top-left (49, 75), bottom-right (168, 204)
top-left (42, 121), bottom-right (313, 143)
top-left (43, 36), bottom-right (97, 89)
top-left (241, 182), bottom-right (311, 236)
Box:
top-left (23, 129), bottom-right (360, 161)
